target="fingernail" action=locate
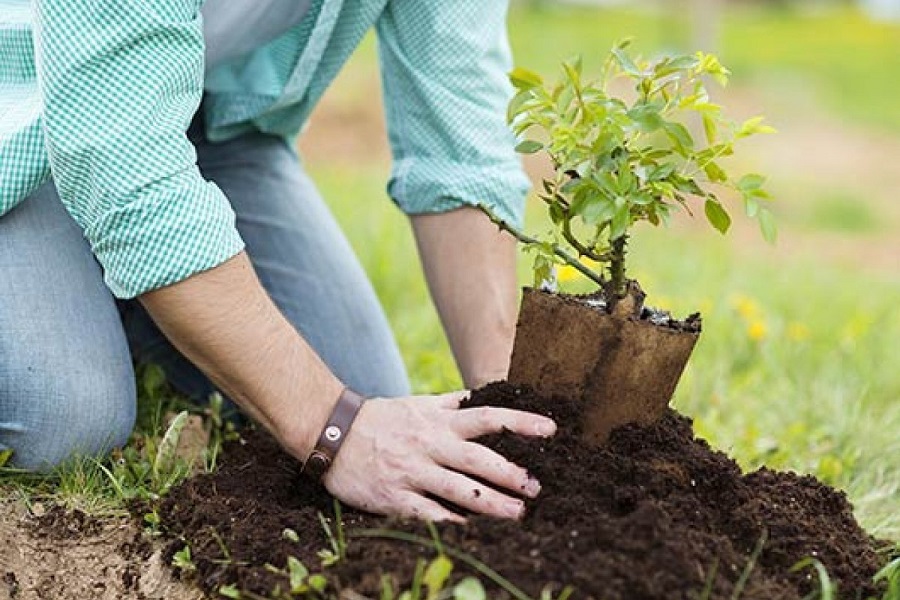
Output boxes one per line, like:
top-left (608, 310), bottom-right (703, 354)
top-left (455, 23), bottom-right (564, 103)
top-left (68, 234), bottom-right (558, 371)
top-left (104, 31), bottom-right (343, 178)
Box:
top-left (505, 500), bottom-right (525, 519)
top-left (522, 476), bottom-right (541, 498)
top-left (536, 419), bottom-right (557, 437)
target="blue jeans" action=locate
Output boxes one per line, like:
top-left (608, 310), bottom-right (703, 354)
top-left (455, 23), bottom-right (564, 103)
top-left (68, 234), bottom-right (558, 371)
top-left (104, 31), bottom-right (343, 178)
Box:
top-left (0, 123), bottom-right (410, 470)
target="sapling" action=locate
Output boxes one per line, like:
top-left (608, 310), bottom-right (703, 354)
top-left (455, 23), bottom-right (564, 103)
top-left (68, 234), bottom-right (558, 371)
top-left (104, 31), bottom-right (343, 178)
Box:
top-left (497, 41), bottom-right (776, 444)
top-left (489, 40), bottom-right (775, 311)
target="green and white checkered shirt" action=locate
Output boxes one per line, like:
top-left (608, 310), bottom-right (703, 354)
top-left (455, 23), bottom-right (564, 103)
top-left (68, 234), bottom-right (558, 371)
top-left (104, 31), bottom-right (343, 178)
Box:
top-left (0, 0), bottom-right (529, 298)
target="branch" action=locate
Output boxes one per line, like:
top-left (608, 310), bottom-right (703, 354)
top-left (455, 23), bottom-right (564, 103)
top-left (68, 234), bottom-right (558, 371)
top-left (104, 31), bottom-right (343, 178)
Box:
top-left (561, 215), bottom-right (610, 263)
top-left (478, 205), bottom-right (606, 288)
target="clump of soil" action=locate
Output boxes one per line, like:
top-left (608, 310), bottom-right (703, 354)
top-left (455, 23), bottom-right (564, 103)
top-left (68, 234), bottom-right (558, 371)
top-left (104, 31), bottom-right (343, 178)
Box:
top-left (158, 383), bottom-right (890, 600)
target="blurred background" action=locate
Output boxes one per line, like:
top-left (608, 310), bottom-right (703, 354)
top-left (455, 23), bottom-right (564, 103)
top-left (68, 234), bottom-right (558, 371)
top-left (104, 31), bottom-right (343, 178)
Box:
top-left (296, 0), bottom-right (900, 538)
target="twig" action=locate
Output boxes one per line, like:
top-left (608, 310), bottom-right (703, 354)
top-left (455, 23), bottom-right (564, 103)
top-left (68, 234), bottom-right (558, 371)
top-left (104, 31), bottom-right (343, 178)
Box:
top-left (478, 205), bottom-right (606, 288)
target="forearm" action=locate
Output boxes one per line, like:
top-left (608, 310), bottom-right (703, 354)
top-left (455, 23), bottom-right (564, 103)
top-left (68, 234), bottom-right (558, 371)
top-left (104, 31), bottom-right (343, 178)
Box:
top-left (140, 251), bottom-right (342, 460)
top-left (411, 207), bottom-right (519, 389)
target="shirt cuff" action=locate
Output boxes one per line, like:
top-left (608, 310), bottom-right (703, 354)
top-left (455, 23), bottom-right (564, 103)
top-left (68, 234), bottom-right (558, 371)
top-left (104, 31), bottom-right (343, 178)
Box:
top-left (84, 178), bottom-right (245, 299)
top-left (387, 158), bottom-right (531, 229)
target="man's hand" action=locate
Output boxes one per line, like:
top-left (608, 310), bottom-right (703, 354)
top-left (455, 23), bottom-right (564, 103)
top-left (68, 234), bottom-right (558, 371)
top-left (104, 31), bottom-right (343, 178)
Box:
top-left (325, 392), bottom-right (556, 522)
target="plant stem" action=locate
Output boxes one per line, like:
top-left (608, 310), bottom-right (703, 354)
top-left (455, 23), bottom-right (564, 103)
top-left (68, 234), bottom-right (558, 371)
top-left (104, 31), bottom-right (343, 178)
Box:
top-left (479, 205), bottom-right (606, 288)
top-left (561, 214), bottom-right (609, 263)
top-left (609, 235), bottom-right (628, 298)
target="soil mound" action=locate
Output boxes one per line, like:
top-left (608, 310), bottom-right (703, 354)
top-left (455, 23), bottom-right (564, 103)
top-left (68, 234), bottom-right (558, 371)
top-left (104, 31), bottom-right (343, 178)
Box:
top-left (159, 383), bottom-right (890, 599)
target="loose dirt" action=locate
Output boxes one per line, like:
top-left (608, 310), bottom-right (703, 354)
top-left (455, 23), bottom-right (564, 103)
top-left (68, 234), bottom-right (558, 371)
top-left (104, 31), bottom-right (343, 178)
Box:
top-left (158, 383), bottom-right (891, 600)
top-left (0, 500), bottom-right (202, 600)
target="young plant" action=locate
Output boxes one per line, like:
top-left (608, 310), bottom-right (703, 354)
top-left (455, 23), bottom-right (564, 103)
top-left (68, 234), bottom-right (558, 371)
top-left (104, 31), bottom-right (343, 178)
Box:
top-left (497, 40), bottom-right (775, 304)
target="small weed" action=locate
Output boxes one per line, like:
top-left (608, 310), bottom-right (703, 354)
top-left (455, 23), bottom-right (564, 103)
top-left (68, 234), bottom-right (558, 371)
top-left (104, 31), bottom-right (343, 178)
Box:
top-left (873, 547), bottom-right (900, 600)
top-left (731, 530), bottom-right (768, 600)
top-left (317, 499), bottom-right (347, 567)
top-left (790, 557), bottom-right (835, 600)
top-left (172, 544), bottom-right (196, 574)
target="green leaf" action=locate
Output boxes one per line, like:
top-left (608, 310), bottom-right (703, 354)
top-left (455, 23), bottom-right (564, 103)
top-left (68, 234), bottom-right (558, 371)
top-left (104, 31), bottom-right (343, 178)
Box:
top-left (663, 122), bottom-right (695, 153)
top-left (424, 555), bottom-right (454, 599)
top-left (616, 169), bottom-right (636, 195)
top-left (758, 207), bottom-right (777, 244)
top-left (219, 584), bottom-right (241, 599)
top-left (515, 140), bottom-right (544, 154)
top-left (533, 253), bottom-right (555, 289)
top-left (562, 56), bottom-right (583, 85)
top-left (509, 67), bottom-right (543, 90)
top-left (454, 577), bottom-right (487, 600)
top-left (380, 574), bottom-right (395, 600)
top-left (506, 90), bottom-right (532, 124)
top-left (549, 201), bottom-right (565, 225)
top-left (738, 116), bottom-right (777, 137)
top-left (790, 558), bottom-right (835, 600)
top-left (702, 113), bottom-right (717, 144)
top-left (153, 411), bottom-right (188, 479)
top-left (308, 574), bottom-right (328, 593)
top-left (628, 103), bottom-right (665, 132)
top-left (287, 556), bottom-right (309, 592)
top-left (648, 162), bottom-right (676, 182)
top-left (653, 54), bottom-right (699, 78)
top-left (282, 528), bottom-right (300, 543)
top-left (703, 161), bottom-right (727, 183)
top-left (612, 47), bottom-right (641, 77)
top-left (555, 85), bottom-right (575, 114)
top-left (737, 173), bottom-right (766, 191)
top-left (704, 199), bottom-right (732, 234)
top-left (743, 195), bottom-right (760, 218)
top-left (579, 195), bottom-right (616, 226)
top-left (610, 200), bottom-right (630, 240)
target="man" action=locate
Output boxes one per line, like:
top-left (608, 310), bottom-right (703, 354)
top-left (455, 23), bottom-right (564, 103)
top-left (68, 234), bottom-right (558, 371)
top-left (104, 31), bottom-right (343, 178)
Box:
top-left (0, 0), bottom-right (557, 522)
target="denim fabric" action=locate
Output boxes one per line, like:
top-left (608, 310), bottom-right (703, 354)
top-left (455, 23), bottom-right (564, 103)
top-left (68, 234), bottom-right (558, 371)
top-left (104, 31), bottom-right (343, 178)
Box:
top-left (0, 125), bottom-right (410, 470)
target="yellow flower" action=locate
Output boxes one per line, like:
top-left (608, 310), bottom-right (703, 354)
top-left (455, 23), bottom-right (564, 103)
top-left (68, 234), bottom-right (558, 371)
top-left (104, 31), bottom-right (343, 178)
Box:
top-left (787, 322), bottom-right (810, 342)
top-left (730, 293), bottom-right (761, 320)
top-left (557, 256), bottom-right (601, 284)
top-left (747, 319), bottom-right (767, 341)
top-left (557, 263), bottom-right (580, 283)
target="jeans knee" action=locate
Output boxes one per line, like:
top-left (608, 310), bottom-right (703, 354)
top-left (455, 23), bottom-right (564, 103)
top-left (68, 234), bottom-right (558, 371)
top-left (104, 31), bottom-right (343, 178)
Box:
top-left (0, 368), bottom-right (136, 471)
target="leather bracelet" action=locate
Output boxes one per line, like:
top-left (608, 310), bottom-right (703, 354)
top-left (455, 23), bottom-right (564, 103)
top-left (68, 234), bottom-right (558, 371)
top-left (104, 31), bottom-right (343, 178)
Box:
top-left (301, 387), bottom-right (366, 481)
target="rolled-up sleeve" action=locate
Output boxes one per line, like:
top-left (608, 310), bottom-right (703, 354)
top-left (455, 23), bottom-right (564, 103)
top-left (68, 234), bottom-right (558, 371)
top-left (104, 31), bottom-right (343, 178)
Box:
top-left (33, 0), bottom-right (244, 298)
top-left (375, 1), bottom-right (531, 228)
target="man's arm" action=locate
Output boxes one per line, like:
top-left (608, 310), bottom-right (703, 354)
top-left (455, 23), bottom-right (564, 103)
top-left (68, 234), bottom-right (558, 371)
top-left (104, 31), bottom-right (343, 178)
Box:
top-left (35, 0), bottom-right (555, 522)
top-left (411, 208), bottom-right (519, 389)
top-left (142, 252), bottom-right (555, 522)
top-left (375, 1), bottom-right (529, 387)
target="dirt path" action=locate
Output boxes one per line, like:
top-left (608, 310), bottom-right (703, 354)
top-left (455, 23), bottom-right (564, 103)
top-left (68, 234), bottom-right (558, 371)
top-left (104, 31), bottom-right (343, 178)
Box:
top-left (0, 500), bottom-right (201, 600)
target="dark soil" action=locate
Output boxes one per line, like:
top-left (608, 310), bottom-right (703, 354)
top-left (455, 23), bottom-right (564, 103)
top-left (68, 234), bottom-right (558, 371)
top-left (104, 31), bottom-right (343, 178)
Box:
top-left (158, 383), bottom-right (890, 600)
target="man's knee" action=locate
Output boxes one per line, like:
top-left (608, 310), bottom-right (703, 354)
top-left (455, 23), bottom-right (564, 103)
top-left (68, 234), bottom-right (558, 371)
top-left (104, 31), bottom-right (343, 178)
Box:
top-left (0, 368), bottom-right (136, 471)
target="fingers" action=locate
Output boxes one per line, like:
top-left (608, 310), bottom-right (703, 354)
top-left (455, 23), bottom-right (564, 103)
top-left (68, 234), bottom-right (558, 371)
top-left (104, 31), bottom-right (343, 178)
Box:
top-left (433, 441), bottom-right (541, 499)
top-left (417, 466), bottom-right (526, 520)
top-left (436, 390), bottom-right (470, 409)
top-left (452, 406), bottom-right (557, 440)
top-left (395, 491), bottom-right (466, 524)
